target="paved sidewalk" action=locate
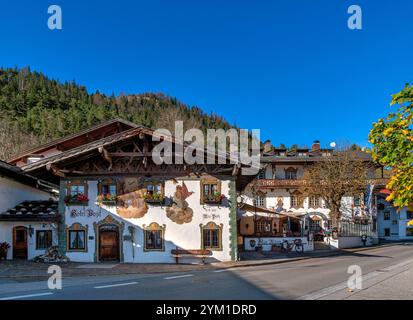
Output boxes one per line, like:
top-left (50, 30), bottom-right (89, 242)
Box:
top-left (0, 242), bottom-right (409, 282)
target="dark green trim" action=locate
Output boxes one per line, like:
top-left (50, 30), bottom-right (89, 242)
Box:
top-left (58, 180), bottom-right (66, 254)
top-left (228, 178), bottom-right (238, 261)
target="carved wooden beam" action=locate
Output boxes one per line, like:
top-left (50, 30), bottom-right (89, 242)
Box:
top-left (106, 152), bottom-right (152, 157)
top-left (46, 163), bottom-right (66, 178)
top-left (98, 147), bottom-right (113, 171)
top-left (232, 163), bottom-right (241, 176)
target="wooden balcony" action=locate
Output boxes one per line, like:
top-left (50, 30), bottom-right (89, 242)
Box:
top-left (252, 178), bottom-right (389, 189)
top-left (252, 179), bottom-right (305, 189)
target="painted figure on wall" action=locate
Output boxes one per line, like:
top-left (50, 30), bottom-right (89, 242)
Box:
top-left (117, 178), bottom-right (148, 218)
top-left (276, 197), bottom-right (284, 213)
top-left (165, 182), bottom-right (194, 224)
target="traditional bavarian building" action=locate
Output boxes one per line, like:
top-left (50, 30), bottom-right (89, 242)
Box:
top-left (238, 141), bottom-right (388, 251)
top-left (0, 160), bottom-right (58, 260)
top-left (16, 122), bottom-right (254, 263)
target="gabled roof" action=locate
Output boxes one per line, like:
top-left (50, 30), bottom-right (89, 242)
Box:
top-left (21, 124), bottom-right (259, 191)
top-left (0, 160), bottom-right (58, 193)
top-left (8, 118), bottom-right (138, 164)
top-left (21, 126), bottom-right (146, 172)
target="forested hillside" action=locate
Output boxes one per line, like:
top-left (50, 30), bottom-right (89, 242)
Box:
top-left (0, 67), bottom-right (234, 160)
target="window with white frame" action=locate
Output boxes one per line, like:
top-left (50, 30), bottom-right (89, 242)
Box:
top-left (256, 219), bottom-right (271, 233)
top-left (309, 195), bottom-right (320, 208)
top-left (290, 191), bottom-right (303, 208)
top-left (36, 230), bottom-right (52, 250)
top-left (253, 196), bottom-right (265, 208)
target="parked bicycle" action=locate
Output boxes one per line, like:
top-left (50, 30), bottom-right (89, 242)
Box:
top-left (280, 239), bottom-right (305, 253)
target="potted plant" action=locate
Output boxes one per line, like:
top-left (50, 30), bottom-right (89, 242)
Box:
top-left (97, 193), bottom-right (118, 206)
top-left (64, 193), bottom-right (89, 206)
top-left (203, 192), bottom-right (225, 204)
top-left (0, 242), bottom-right (10, 260)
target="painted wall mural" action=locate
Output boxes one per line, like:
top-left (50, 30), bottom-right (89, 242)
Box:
top-left (276, 197), bottom-right (284, 213)
top-left (116, 177), bottom-right (148, 218)
top-left (165, 182), bottom-right (194, 224)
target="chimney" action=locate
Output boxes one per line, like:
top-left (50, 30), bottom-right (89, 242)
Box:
top-left (263, 140), bottom-right (272, 153)
top-left (311, 140), bottom-right (321, 152)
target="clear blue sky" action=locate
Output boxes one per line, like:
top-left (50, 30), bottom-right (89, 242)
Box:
top-left (1, 0), bottom-right (412, 148)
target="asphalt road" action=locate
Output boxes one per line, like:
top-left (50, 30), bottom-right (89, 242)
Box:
top-left (1, 244), bottom-right (413, 300)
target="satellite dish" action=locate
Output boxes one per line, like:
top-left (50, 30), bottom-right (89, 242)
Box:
top-left (330, 142), bottom-right (336, 148)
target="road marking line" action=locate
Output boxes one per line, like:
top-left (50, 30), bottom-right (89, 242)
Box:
top-left (164, 274), bottom-right (194, 280)
top-left (213, 269), bottom-right (228, 273)
top-left (0, 292), bottom-right (53, 300)
top-left (298, 271), bottom-right (382, 300)
top-left (94, 281), bottom-right (138, 289)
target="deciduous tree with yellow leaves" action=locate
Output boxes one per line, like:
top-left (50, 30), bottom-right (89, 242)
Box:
top-left (369, 84), bottom-right (413, 209)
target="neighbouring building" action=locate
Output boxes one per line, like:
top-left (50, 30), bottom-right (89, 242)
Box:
top-left (0, 160), bottom-right (58, 260)
top-left (376, 191), bottom-right (413, 240)
top-left (15, 122), bottom-right (254, 263)
top-left (238, 141), bottom-right (389, 251)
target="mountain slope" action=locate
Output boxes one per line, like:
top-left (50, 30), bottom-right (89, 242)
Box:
top-left (0, 67), bottom-right (234, 160)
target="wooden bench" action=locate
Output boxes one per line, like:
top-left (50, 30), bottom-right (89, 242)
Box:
top-left (171, 249), bottom-right (212, 264)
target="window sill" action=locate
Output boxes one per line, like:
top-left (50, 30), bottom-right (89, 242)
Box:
top-left (143, 248), bottom-right (165, 252)
top-left (97, 201), bottom-right (117, 207)
top-left (202, 200), bottom-right (223, 205)
top-left (145, 199), bottom-right (166, 205)
top-left (65, 202), bottom-right (89, 207)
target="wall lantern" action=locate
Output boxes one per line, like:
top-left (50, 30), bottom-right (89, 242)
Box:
top-left (28, 225), bottom-right (34, 238)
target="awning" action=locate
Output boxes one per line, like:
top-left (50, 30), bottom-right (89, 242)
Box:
top-left (379, 188), bottom-right (391, 195)
top-left (238, 203), bottom-right (281, 217)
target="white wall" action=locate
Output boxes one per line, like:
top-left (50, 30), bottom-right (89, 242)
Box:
top-left (64, 178), bottom-right (234, 263)
top-left (0, 222), bottom-right (58, 260)
top-left (377, 206), bottom-right (412, 240)
top-left (0, 176), bottom-right (56, 260)
top-left (326, 236), bottom-right (377, 249)
top-left (0, 176), bottom-right (52, 212)
top-left (244, 236), bottom-right (314, 252)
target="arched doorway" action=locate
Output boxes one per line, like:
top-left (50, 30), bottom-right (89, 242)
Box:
top-left (98, 224), bottom-right (120, 261)
top-left (93, 215), bottom-right (125, 262)
top-left (307, 212), bottom-right (330, 250)
top-left (13, 226), bottom-right (28, 259)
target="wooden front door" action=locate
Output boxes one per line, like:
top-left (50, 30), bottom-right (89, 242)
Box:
top-left (99, 226), bottom-right (119, 261)
top-left (13, 226), bottom-right (28, 259)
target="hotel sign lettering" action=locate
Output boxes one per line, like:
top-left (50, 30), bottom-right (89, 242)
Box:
top-left (70, 209), bottom-right (101, 218)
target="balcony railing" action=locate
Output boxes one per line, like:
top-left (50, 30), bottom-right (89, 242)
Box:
top-left (252, 178), bottom-right (389, 189)
top-left (252, 179), bottom-right (305, 188)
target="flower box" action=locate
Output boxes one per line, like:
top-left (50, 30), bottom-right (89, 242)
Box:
top-left (97, 194), bottom-right (118, 206)
top-left (65, 201), bottom-right (89, 206)
top-left (64, 193), bottom-right (89, 206)
top-left (203, 199), bottom-right (222, 205)
top-left (203, 193), bottom-right (225, 205)
top-left (143, 193), bottom-right (165, 205)
top-left (145, 198), bottom-right (166, 205)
